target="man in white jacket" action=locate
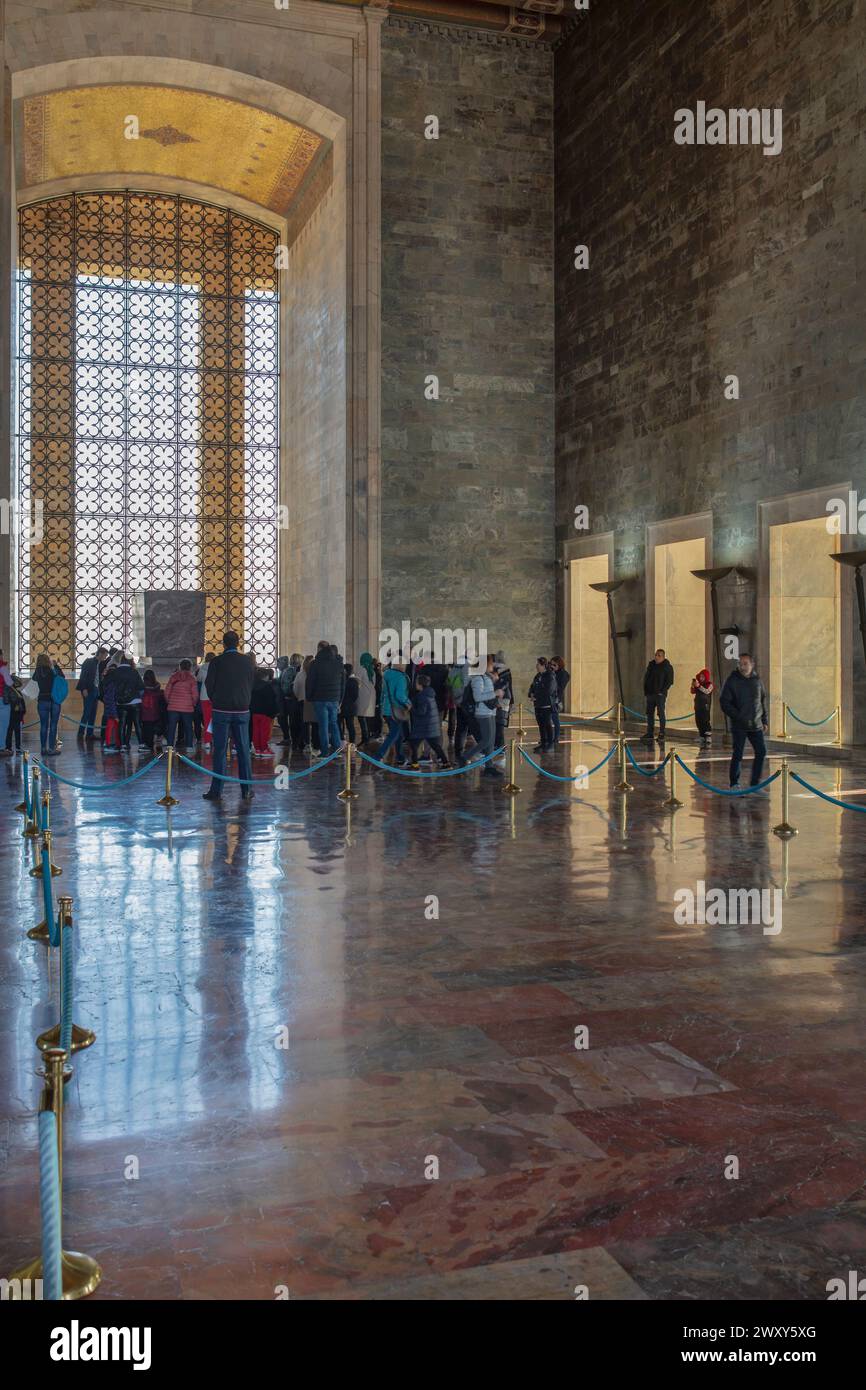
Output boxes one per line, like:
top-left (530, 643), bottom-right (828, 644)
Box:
top-left (465, 654), bottom-right (501, 777)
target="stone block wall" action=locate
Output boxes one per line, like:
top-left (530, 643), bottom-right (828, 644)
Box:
top-left (380, 17), bottom-right (555, 683)
top-left (555, 0), bottom-right (866, 735)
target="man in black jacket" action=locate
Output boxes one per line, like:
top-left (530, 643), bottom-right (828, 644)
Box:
top-left (203, 631), bottom-right (255, 801)
top-left (719, 653), bottom-right (769, 788)
top-left (77, 645), bottom-right (107, 738)
top-left (305, 640), bottom-right (346, 755)
top-left (643, 649), bottom-right (674, 743)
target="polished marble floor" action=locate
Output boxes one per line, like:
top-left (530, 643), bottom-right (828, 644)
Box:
top-left (1, 715), bottom-right (865, 1300)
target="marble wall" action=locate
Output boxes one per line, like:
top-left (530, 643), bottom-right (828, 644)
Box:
top-left (380, 17), bottom-right (555, 682)
top-left (555, 0), bottom-right (866, 738)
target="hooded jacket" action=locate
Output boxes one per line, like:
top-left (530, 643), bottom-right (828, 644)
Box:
top-left (164, 669), bottom-right (198, 713)
top-left (305, 648), bottom-right (346, 704)
top-left (720, 668), bottom-right (768, 732)
top-left (354, 665), bottom-right (376, 717)
top-left (382, 666), bottom-right (410, 718)
top-left (410, 686), bottom-right (441, 741)
top-left (112, 662), bottom-right (144, 708)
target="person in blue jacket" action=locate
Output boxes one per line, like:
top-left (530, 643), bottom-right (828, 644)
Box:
top-left (408, 673), bottom-right (450, 769)
top-left (379, 658), bottom-right (411, 764)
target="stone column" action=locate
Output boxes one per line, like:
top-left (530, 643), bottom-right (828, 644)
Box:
top-left (0, 0), bottom-right (12, 659)
top-left (348, 5), bottom-right (385, 661)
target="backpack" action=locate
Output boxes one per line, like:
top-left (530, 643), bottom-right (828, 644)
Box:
top-left (463, 674), bottom-right (496, 715)
top-left (279, 666), bottom-right (294, 697)
top-left (51, 673), bottom-right (69, 704)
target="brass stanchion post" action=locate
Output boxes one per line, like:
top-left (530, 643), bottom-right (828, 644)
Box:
top-left (615, 702), bottom-right (623, 737)
top-left (337, 742), bottom-right (359, 800)
top-left (834, 704), bottom-right (841, 746)
top-left (7, 1047), bottom-right (102, 1300)
top-left (24, 765), bottom-right (41, 837)
top-left (156, 747), bottom-right (178, 806)
top-left (502, 733), bottom-right (521, 794)
top-left (779, 703), bottom-right (789, 740)
top-left (28, 832), bottom-right (56, 943)
top-left (662, 752), bottom-right (683, 811)
top-left (615, 734), bottom-right (631, 793)
top-left (37, 896), bottom-right (96, 1055)
top-left (30, 795), bottom-right (61, 876)
top-left (15, 749), bottom-right (30, 814)
top-left (773, 758), bottom-right (798, 839)
top-left (515, 702), bottom-right (527, 738)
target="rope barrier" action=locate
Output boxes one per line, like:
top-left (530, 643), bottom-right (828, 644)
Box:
top-left (674, 754), bottom-right (780, 796)
top-left (518, 743), bottom-right (616, 781)
top-left (786, 708), bottom-right (836, 727)
top-left (356, 746), bottom-right (502, 777)
top-left (59, 924), bottom-right (74, 1053)
top-left (789, 770), bottom-right (866, 814)
top-left (38, 1110), bottom-right (62, 1301)
top-left (562, 703), bottom-right (617, 722)
top-left (30, 752), bottom-right (164, 791)
top-left (625, 744), bottom-right (671, 778)
top-left (43, 845), bottom-right (59, 948)
top-left (175, 745), bottom-right (343, 783)
top-left (623, 704), bottom-right (693, 722)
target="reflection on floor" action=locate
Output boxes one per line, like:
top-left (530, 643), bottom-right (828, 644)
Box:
top-left (1, 725), bottom-right (865, 1301)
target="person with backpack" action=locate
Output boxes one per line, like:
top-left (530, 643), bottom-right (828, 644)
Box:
top-left (492, 652), bottom-right (514, 755)
top-left (529, 656), bottom-right (558, 754)
top-left (447, 656), bottom-right (475, 763)
top-left (463, 655), bottom-right (501, 776)
top-left (113, 655), bottom-right (145, 748)
top-left (4, 677), bottom-right (26, 755)
top-left (140, 670), bottom-right (166, 751)
top-left (32, 652), bottom-right (66, 757)
top-left (379, 659), bottom-right (412, 764)
top-left (250, 665), bottom-right (279, 757)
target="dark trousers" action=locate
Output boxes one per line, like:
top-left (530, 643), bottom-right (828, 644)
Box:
top-left (141, 719), bottom-right (159, 750)
top-left (454, 707), bottom-right (477, 761)
top-left (166, 710), bottom-right (193, 748)
top-left (729, 728), bottom-right (767, 787)
top-left (409, 737), bottom-right (447, 766)
top-left (695, 698), bottom-right (712, 738)
top-left (121, 706), bottom-right (142, 745)
top-left (209, 710), bottom-right (252, 796)
top-left (78, 689), bottom-right (99, 734)
top-left (5, 708), bottom-right (22, 750)
top-left (646, 694), bottom-right (667, 738)
top-left (534, 704), bottom-right (554, 749)
top-left (551, 704), bottom-right (561, 742)
top-left (495, 711), bottom-right (508, 751)
top-left (344, 715), bottom-right (369, 745)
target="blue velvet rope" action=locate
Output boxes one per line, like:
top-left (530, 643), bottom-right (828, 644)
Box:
top-left (623, 704), bottom-right (693, 721)
top-left (31, 754), bottom-right (165, 791)
top-left (42, 848), bottom-right (58, 947)
top-left (786, 707), bottom-right (836, 727)
top-left (518, 742), bottom-right (616, 781)
top-left (60, 925), bottom-right (74, 1053)
top-left (789, 771), bottom-right (866, 813)
top-left (625, 743), bottom-right (671, 777)
top-left (22, 758), bottom-right (31, 817)
top-left (175, 746), bottom-right (343, 784)
top-left (38, 1110), bottom-right (62, 1302)
top-left (561, 703), bottom-right (617, 722)
top-left (674, 754), bottom-right (780, 796)
top-left (356, 746), bottom-right (502, 777)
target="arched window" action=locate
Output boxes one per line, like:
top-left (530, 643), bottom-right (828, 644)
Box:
top-left (15, 191), bottom-right (280, 669)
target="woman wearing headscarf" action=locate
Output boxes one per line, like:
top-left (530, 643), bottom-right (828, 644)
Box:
top-left (355, 652), bottom-right (376, 746)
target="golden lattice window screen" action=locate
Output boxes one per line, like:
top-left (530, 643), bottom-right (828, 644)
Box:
top-left (16, 191), bottom-right (280, 671)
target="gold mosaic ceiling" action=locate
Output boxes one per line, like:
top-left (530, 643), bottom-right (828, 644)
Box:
top-left (19, 85), bottom-right (323, 215)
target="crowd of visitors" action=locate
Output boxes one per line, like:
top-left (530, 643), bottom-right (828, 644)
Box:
top-left (0, 634), bottom-right (774, 791)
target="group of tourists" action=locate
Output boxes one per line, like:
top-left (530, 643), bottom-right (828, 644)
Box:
top-left (0, 631), bottom-right (773, 795)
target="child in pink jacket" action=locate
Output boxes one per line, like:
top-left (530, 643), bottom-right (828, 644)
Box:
top-left (164, 659), bottom-right (198, 751)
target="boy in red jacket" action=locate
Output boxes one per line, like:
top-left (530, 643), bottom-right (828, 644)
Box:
top-left (690, 668), bottom-right (714, 747)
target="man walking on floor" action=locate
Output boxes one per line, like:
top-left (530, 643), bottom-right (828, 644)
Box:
top-left (719, 652), bottom-right (769, 789)
top-left (203, 630), bottom-right (255, 802)
top-left (644, 648), bottom-right (674, 744)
